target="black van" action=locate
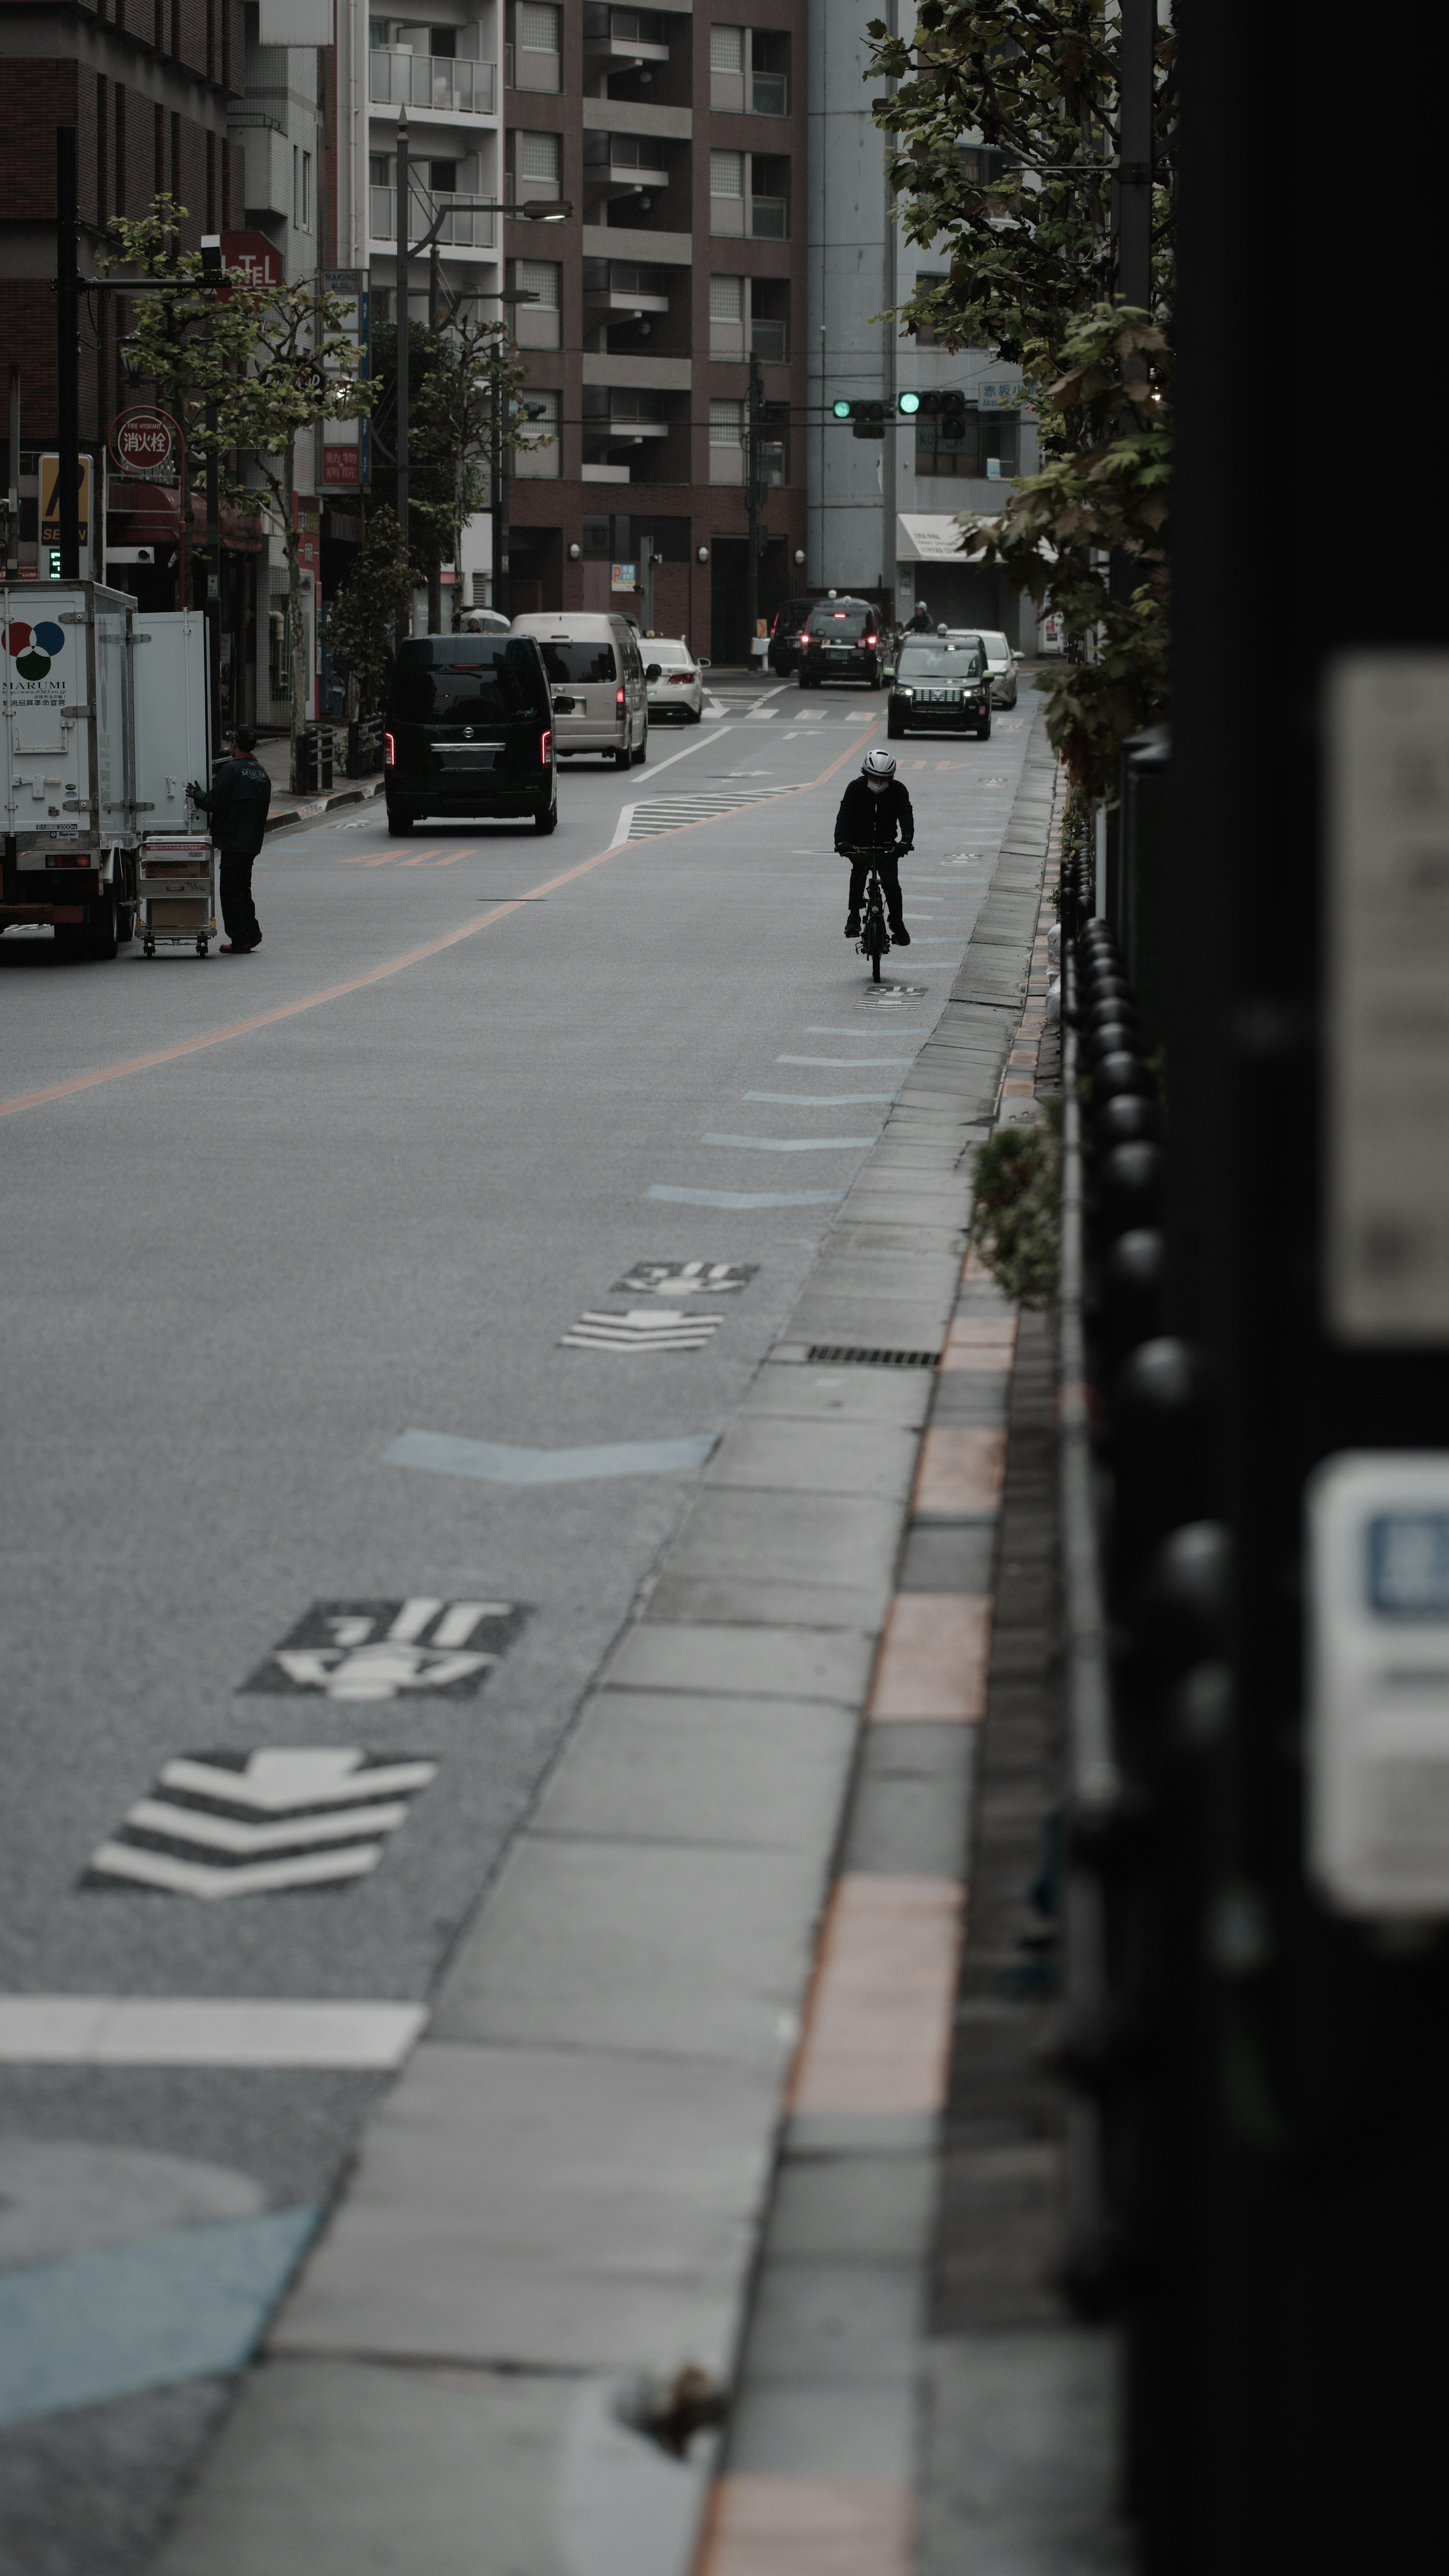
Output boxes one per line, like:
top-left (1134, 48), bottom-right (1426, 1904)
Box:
top-left (384, 633), bottom-right (558, 833)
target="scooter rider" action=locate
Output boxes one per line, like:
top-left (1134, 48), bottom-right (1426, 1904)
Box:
top-left (835, 747), bottom-right (912, 946)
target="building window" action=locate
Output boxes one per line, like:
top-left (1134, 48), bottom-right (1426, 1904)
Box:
top-left (515, 258), bottom-right (561, 348)
top-left (914, 408), bottom-right (1020, 480)
top-left (514, 386), bottom-right (559, 478)
top-left (303, 150), bottom-right (311, 228)
top-left (909, 271), bottom-right (951, 347)
top-left (709, 21), bottom-right (745, 109)
top-left (751, 276), bottom-right (788, 361)
top-left (429, 158), bottom-right (457, 192)
top-left (710, 146), bottom-right (745, 236)
top-left (517, 128), bottom-right (561, 199)
top-left (709, 275), bottom-right (745, 358)
top-left (515, 0), bottom-right (561, 89)
top-left (582, 513), bottom-right (612, 559)
top-left (751, 28), bottom-right (788, 115)
top-left (517, 258), bottom-right (560, 308)
top-left (369, 15), bottom-right (386, 42)
top-left (710, 395), bottom-right (744, 485)
top-left (751, 155), bottom-right (787, 238)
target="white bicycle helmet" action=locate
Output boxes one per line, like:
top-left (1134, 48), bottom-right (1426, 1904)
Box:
top-left (862, 748), bottom-right (897, 781)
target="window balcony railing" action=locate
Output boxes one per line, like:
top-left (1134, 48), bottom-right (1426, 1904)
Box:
top-left (750, 195), bottom-right (786, 239)
top-left (369, 186), bottom-right (496, 248)
top-left (752, 72), bottom-right (787, 114)
top-left (369, 51), bottom-right (496, 114)
top-left (750, 318), bottom-right (786, 361)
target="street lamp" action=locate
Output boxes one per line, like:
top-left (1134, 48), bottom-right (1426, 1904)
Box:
top-left (394, 102), bottom-right (572, 591)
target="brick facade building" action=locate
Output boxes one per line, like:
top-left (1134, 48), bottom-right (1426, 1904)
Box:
top-left (1, 0), bottom-right (243, 506)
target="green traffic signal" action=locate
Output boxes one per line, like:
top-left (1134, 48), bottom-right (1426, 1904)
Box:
top-left (831, 399), bottom-right (852, 419)
top-left (897, 391), bottom-right (921, 415)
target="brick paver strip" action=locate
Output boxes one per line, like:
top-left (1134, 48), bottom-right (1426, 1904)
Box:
top-left (867, 1593), bottom-right (993, 1723)
top-left (912, 1424), bottom-right (1008, 1515)
top-left (786, 1874), bottom-right (965, 2116)
top-left (701, 2475), bottom-right (913, 2575)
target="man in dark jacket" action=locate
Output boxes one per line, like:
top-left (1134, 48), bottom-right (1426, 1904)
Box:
top-left (835, 748), bottom-right (913, 944)
top-left (189, 726), bottom-right (272, 953)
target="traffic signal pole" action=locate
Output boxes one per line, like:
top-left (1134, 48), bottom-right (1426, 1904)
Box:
top-left (55, 126), bottom-right (80, 581)
top-left (744, 352), bottom-right (762, 651)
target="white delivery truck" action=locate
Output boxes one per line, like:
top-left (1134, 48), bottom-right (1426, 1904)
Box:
top-left (1, 582), bottom-right (211, 958)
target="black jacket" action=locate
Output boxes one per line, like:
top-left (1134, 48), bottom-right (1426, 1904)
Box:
top-left (835, 776), bottom-right (915, 855)
top-left (194, 755), bottom-right (272, 858)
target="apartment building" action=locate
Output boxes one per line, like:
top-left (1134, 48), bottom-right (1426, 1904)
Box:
top-left (503, 0), bottom-right (809, 661)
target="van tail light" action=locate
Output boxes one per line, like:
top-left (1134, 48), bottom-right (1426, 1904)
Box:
top-left (616, 685), bottom-right (626, 708)
top-left (864, 633), bottom-right (878, 647)
top-left (383, 731), bottom-right (395, 767)
top-left (541, 728), bottom-right (552, 765)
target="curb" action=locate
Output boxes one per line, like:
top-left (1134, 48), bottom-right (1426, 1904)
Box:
top-left (263, 779), bottom-right (383, 835)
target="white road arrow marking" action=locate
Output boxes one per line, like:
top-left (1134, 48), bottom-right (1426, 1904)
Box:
top-left (86, 1842), bottom-right (386, 1899)
top-left (159, 1751), bottom-right (438, 1810)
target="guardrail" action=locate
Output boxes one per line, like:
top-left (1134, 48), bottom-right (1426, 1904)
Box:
top-left (368, 188), bottom-right (495, 248)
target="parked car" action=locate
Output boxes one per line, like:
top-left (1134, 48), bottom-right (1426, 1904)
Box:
top-left (976, 629), bottom-right (1020, 707)
top-left (884, 631), bottom-right (992, 740)
top-left (798, 597), bottom-right (884, 690)
top-left (384, 632), bottom-right (558, 833)
top-left (509, 611), bottom-right (651, 770)
top-left (644, 636), bottom-right (709, 724)
top-left (767, 596), bottom-right (817, 676)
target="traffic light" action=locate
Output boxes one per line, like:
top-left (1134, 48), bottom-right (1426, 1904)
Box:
top-left (914, 389), bottom-right (968, 424)
top-left (897, 390), bottom-right (921, 416)
top-left (831, 398), bottom-right (852, 419)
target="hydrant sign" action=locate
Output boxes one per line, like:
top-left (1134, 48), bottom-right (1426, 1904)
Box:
top-left (110, 408), bottom-right (178, 477)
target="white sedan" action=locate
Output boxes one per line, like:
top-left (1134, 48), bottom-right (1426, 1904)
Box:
top-left (644, 637), bottom-right (708, 724)
top-left (978, 630), bottom-right (1020, 707)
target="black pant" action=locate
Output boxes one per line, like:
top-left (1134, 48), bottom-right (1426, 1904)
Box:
top-left (846, 849), bottom-right (905, 926)
top-left (218, 849), bottom-right (261, 947)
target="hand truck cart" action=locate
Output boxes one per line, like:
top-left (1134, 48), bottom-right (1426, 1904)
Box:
top-left (138, 835), bottom-right (216, 958)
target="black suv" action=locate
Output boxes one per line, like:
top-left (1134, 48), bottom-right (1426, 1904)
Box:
top-left (767, 596), bottom-right (817, 676)
top-left (798, 597), bottom-right (884, 690)
top-left (886, 631), bottom-right (992, 739)
top-left (384, 633), bottom-right (557, 833)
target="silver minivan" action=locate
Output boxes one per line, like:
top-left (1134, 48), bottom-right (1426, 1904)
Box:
top-left (509, 611), bottom-right (654, 770)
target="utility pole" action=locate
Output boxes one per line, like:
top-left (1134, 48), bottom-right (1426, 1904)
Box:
top-left (395, 108), bottom-right (410, 629)
top-left (55, 126), bottom-right (80, 582)
top-left (491, 370), bottom-right (510, 621)
top-left (6, 366), bottom-right (19, 576)
top-left (1117, 0), bottom-right (1154, 313)
top-left (200, 237), bottom-right (224, 755)
top-left (744, 350), bottom-right (763, 654)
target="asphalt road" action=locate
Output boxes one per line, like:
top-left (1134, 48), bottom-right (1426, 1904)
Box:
top-left (0, 664), bottom-right (1040, 2572)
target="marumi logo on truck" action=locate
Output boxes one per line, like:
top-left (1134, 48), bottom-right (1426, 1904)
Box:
top-left (6, 621), bottom-right (66, 682)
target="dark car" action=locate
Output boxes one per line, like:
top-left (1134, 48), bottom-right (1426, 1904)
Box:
top-left (384, 633), bottom-right (558, 833)
top-left (798, 597), bottom-right (884, 690)
top-left (767, 596), bottom-right (817, 676)
top-left (885, 630), bottom-right (992, 739)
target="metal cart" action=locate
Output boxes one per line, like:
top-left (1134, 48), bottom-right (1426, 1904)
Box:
top-left (138, 835), bottom-right (215, 958)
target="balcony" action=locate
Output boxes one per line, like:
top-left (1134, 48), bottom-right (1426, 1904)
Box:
top-left (751, 196), bottom-right (786, 239)
top-left (369, 52), bottom-right (497, 116)
top-left (584, 139), bottom-right (670, 205)
top-left (369, 188), bottom-right (497, 249)
top-left (751, 317), bottom-right (786, 362)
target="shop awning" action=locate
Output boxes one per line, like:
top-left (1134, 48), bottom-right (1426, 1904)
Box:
top-left (106, 482), bottom-right (265, 553)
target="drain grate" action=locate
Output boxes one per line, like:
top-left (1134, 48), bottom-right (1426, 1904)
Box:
top-left (805, 1343), bottom-right (939, 1370)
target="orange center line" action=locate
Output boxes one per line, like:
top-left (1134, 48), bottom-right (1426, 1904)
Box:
top-left (0, 725), bottom-right (879, 1123)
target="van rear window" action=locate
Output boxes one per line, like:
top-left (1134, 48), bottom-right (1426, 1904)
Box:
top-left (810, 610), bottom-right (868, 639)
top-left (391, 638), bottom-right (546, 722)
top-left (537, 642), bottom-right (619, 685)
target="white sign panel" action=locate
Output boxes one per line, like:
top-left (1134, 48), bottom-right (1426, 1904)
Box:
top-left (1309, 1452), bottom-right (1449, 1914)
top-left (1326, 650), bottom-right (1449, 1340)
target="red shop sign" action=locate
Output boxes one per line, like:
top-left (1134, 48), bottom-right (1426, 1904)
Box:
top-left (219, 231), bottom-right (285, 292)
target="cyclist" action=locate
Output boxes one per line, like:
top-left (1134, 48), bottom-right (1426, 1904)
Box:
top-left (835, 747), bottom-right (913, 946)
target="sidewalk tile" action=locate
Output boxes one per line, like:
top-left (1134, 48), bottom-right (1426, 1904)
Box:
top-left (740, 1364), bottom-right (935, 1430)
top-left (535, 1690), bottom-right (855, 1851)
top-left (912, 1427), bottom-right (1007, 1516)
top-left (272, 2041), bottom-right (773, 2374)
top-left (608, 1624), bottom-right (877, 1704)
top-left (787, 1875), bottom-right (964, 2117)
top-left (430, 1836), bottom-right (825, 2066)
top-left (867, 1593), bottom-right (992, 1723)
top-left (646, 1575), bottom-right (890, 1632)
top-left (668, 1487), bottom-right (906, 1591)
top-left (706, 1418), bottom-right (925, 1503)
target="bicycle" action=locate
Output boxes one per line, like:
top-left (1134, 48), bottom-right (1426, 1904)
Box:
top-left (840, 843), bottom-right (892, 981)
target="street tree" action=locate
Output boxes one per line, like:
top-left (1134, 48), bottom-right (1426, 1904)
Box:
top-left (326, 506), bottom-right (413, 717)
top-left (866, 5), bottom-right (1175, 790)
top-left (103, 198), bottom-right (374, 755)
top-left (370, 309), bottom-right (540, 630)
